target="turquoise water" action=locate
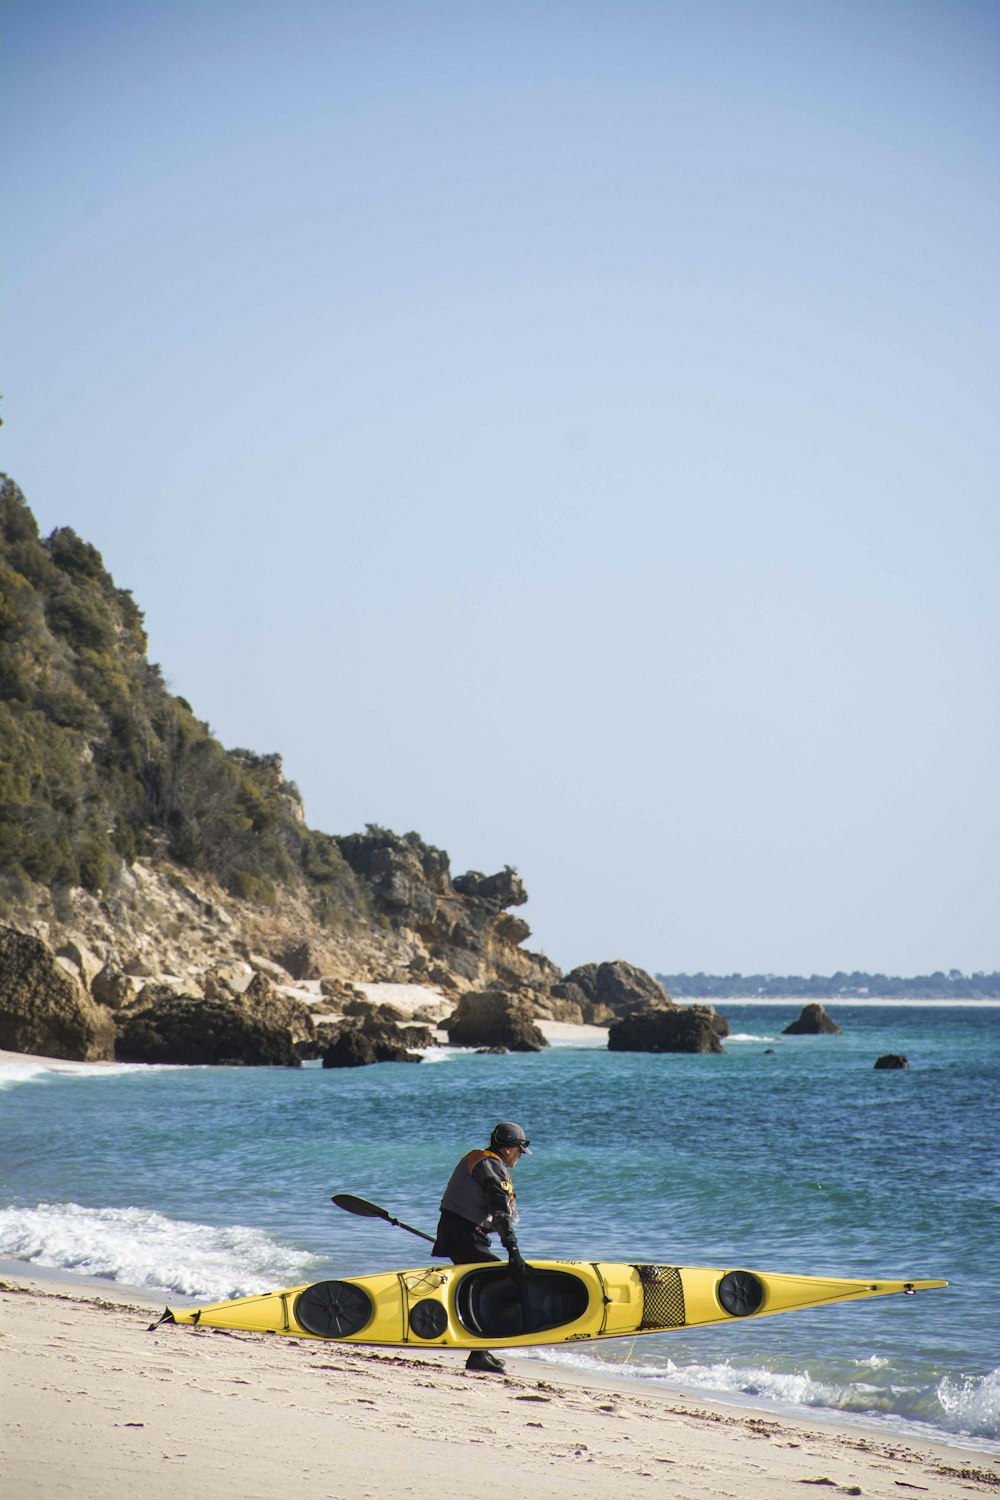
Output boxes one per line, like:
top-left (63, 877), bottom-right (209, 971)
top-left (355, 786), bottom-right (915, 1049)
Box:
top-left (1, 1002), bottom-right (997, 1447)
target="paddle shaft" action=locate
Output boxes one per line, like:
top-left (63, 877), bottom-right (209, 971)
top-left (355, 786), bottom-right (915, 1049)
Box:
top-left (331, 1193), bottom-right (436, 1244)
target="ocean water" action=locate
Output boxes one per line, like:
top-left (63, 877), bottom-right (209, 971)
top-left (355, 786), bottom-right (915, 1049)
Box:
top-left (1, 1002), bottom-right (997, 1450)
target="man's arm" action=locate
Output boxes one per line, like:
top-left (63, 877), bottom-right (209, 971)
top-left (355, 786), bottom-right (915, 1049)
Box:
top-left (472, 1157), bottom-right (520, 1251)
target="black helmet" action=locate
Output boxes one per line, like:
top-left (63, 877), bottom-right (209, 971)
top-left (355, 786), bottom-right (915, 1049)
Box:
top-left (490, 1121), bottom-right (531, 1154)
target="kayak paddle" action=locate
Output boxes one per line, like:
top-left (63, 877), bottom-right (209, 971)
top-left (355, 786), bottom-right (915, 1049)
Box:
top-left (331, 1192), bottom-right (436, 1244)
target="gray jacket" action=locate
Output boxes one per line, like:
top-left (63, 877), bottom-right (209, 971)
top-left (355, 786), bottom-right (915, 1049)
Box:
top-left (439, 1149), bottom-right (519, 1251)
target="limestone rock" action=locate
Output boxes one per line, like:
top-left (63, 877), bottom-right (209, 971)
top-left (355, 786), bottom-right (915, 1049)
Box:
top-left (249, 954), bottom-right (294, 985)
top-left (534, 995), bottom-right (585, 1024)
top-left (321, 1013), bottom-right (422, 1068)
top-left (562, 960), bottom-right (672, 1018)
top-left (114, 989), bottom-right (309, 1066)
top-left (238, 973), bottom-right (318, 1058)
top-left (272, 940), bottom-right (324, 981)
top-left (319, 976), bottom-right (362, 1003)
top-left (91, 963), bottom-right (141, 1010)
top-left (342, 997), bottom-right (379, 1017)
top-left (441, 989), bottom-right (548, 1052)
top-left (412, 1001), bottom-right (452, 1023)
top-left (783, 1003), bottom-right (842, 1035)
top-left (56, 937), bottom-right (104, 990)
top-left (0, 925), bottom-right (116, 1061)
top-left (494, 912), bottom-right (531, 946)
top-left (550, 980), bottom-right (590, 1010)
top-left (451, 867), bottom-right (527, 909)
top-left (399, 1023), bottom-right (437, 1048)
top-left (377, 1001), bottom-right (407, 1022)
top-left (202, 966), bottom-right (242, 1001)
top-left (583, 1002), bottom-right (616, 1026)
top-left (607, 1005), bottom-right (726, 1054)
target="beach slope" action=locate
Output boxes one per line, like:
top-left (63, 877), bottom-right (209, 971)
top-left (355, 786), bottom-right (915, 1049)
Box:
top-left (2, 1274), bottom-right (995, 1499)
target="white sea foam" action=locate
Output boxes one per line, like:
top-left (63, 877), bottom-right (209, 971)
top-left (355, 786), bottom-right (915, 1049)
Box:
top-left (523, 1347), bottom-right (1000, 1443)
top-left (725, 1033), bottom-right (777, 1043)
top-left (0, 1059), bottom-right (176, 1092)
top-left (0, 1202), bottom-right (322, 1301)
top-left (938, 1367), bottom-right (1000, 1440)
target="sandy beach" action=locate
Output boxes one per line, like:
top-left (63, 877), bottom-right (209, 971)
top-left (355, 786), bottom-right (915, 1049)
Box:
top-left (2, 1270), bottom-right (996, 1500)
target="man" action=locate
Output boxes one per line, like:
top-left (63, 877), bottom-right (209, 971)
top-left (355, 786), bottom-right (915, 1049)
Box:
top-left (433, 1121), bottom-right (532, 1373)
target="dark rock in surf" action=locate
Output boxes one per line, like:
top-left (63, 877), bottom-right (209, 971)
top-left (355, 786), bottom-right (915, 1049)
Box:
top-left (114, 987), bottom-right (312, 1066)
top-left (782, 1003), bottom-right (842, 1035)
top-left (399, 1023), bottom-right (436, 1048)
top-left (607, 1005), bottom-right (725, 1054)
top-left (321, 1012), bottom-right (422, 1067)
top-left (874, 1053), bottom-right (909, 1069)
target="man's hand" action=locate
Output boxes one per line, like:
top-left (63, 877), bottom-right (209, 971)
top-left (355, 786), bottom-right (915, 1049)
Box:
top-left (508, 1249), bottom-right (529, 1278)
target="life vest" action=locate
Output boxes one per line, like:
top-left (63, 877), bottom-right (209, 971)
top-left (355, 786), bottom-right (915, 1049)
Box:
top-left (439, 1149), bottom-right (516, 1229)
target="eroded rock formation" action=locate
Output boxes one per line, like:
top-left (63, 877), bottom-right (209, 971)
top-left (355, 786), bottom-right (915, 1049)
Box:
top-left (441, 989), bottom-right (549, 1052)
top-left (607, 1004), bottom-right (727, 1054)
top-left (0, 925), bottom-right (115, 1061)
top-left (321, 1012), bottom-right (423, 1067)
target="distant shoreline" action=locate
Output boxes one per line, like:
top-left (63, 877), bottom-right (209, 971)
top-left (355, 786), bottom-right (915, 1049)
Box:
top-left (671, 996), bottom-right (1000, 1007)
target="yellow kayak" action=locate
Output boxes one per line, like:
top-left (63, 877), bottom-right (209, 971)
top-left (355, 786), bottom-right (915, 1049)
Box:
top-left (156, 1260), bottom-right (947, 1349)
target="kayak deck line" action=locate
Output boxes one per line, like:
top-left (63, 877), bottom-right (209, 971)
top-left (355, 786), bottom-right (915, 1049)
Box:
top-left (155, 1261), bottom-right (948, 1350)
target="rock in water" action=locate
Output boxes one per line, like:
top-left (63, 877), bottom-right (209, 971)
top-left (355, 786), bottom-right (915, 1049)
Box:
top-left (114, 989), bottom-right (312, 1065)
top-left (782, 1003), bottom-right (842, 1035)
top-left (441, 989), bottom-right (548, 1051)
top-left (0, 925), bottom-right (116, 1061)
top-left (321, 1012), bottom-right (423, 1067)
top-left (607, 1005), bottom-right (726, 1054)
top-left (874, 1053), bottom-right (909, 1069)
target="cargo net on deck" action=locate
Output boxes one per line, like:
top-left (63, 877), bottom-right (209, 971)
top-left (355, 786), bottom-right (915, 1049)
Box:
top-left (633, 1265), bottom-right (686, 1330)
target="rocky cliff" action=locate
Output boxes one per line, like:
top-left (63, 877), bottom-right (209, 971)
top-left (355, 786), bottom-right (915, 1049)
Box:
top-left (0, 476), bottom-right (555, 1023)
top-left (0, 474), bottom-right (697, 1063)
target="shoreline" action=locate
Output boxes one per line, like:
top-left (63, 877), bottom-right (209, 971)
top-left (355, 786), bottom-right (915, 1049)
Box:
top-left (2, 1269), bottom-right (995, 1500)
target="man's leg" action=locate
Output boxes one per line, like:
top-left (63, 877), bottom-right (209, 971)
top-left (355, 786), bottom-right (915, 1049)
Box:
top-left (436, 1216), bottom-right (506, 1374)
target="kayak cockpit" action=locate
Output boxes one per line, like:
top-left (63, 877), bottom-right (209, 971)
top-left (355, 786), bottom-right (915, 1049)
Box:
top-left (456, 1267), bottom-right (590, 1338)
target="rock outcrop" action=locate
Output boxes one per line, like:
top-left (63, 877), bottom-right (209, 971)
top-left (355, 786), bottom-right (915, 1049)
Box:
top-left (321, 1013), bottom-right (423, 1068)
top-left (334, 829), bottom-right (557, 996)
top-left (441, 990), bottom-right (549, 1052)
top-left (607, 1004), bottom-right (726, 1054)
top-left (114, 980), bottom-right (316, 1066)
top-left (874, 1053), bottom-right (909, 1069)
top-left (782, 1003), bottom-right (842, 1035)
top-left (0, 925), bottom-right (116, 1061)
top-left (90, 963), bottom-right (141, 1010)
top-left (561, 960), bottom-right (672, 1021)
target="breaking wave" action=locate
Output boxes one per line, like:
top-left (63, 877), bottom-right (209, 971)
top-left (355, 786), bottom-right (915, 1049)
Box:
top-left (525, 1346), bottom-right (1000, 1445)
top-left (0, 1201), bottom-right (323, 1301)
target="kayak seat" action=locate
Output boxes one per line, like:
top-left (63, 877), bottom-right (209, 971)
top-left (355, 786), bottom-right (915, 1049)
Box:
top-left (456, 1268), bottom-right (589, 1338)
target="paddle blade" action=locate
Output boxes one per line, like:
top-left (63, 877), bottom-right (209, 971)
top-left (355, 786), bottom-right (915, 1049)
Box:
top-left (331, 1193), bottom-right (391, 1221)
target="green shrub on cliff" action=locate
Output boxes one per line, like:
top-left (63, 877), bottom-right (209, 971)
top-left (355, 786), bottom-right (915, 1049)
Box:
top-left (0, 475), bottom-right (364, 920)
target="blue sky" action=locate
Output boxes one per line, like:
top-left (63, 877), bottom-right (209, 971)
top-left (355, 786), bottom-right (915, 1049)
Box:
top-left (3, 1), bottom-right (998, 975)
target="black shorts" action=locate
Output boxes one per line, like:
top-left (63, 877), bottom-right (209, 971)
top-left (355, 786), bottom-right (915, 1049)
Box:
top-left (432, 1209), bottom-right (501, 1265)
